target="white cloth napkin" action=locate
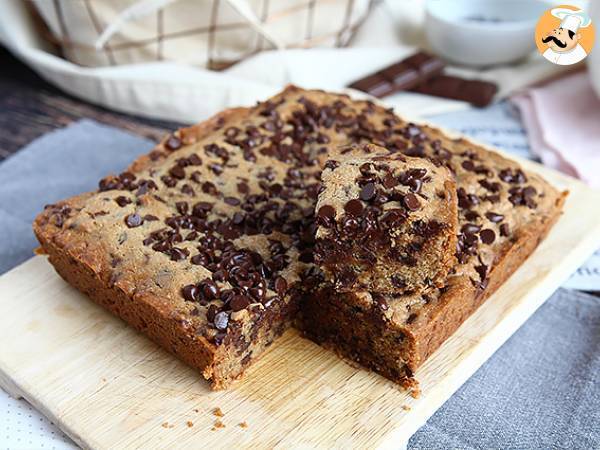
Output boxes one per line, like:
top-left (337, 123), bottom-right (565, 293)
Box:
top-left (512, 71), bottom-right (600, 187)
top-left (0, 0), bottom-right (567, 123)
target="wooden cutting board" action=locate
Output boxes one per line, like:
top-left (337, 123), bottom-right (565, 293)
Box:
top-left (1, 157), bottom-right (600, 450)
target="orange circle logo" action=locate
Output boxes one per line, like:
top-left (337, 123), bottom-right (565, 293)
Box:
top-left (535, 4), bottom-right (595, 65)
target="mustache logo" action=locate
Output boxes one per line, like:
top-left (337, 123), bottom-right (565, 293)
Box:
top-left (542, 35), bottom-right (567, 48)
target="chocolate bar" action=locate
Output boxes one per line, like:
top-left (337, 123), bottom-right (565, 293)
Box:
top-left (349, 73), bottom-right (397, 98)
top-left (348, 51), bottom-right (445, 98)
top-left (348, 51), bottom-right (498, 107)
top-left (412, 75), bottom-right (498, 108)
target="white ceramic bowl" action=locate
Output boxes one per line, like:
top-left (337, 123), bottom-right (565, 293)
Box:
top-left (425, 0), bottom-right (549, 67)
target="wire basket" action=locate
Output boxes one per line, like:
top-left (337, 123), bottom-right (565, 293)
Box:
top-left (31, 0), bottom-right (374, 70)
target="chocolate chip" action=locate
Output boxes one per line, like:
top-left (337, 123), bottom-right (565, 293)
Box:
top-left (181, 284), bottom-right (198, 302)
top-left (480, 229), bottom-right (496, 244)
top-left (403, 193), bottom-right (420, 211)
top-left (214, 311), bottom-right (229, 330)
top-left (200, 278), bottom-right (220, 300)
top-left (475, 264), bottom-right (488, 281)
top-left (479, 179), bottom-right (500, 192)
top-left (373, 295), bottom-right (389, 311)
top-left (230, 295), bottom-right (250, 312)
top-left (344, 199), bottom-right (364, 216)
top-left (383, 173), bottom-right (398, 189)
top-left (176, 201), bottom-right (189, 215)
top-left (170, 247), bottom-right (189, 261)
top-left (207, 304), bottom-right (218, 322)
top-left (465, 211), bottom-right (480, 221)
top-left (165, 135), bottom-right (182, 151)
top-left (461, 223), bottom-right (481, 234)
top-left (181, 184), bottom-right (195, 196)
top-left (185, 231), bottom-right (198, 241)
top-left (299, 251), bottom-right (314, 263)
top-left (191, 252), bottom-right (209, 266)
top-left (161, 175), bottom-right (177, 188)
top-left (337, 268), bottom-right (357, 288)
top-left (115, 196), bottom-right (131, 207)
top-left (482, 194), bottom-right (501, 204)
top-left (457, 188), bottom-right (479, 209)
top-left (499, 223), bottom-right (510, 237)
top-left (188, 154), bottom-right (202, 166)
top-left (149, 151), bottom-right (163, 161)
top-left (193, 201), bottom-right (213, 216)
top-left (125, 213), bottom-right (143, 228)
top-left (135, 179), bottom-right (157, 196)
top-left (359, 163), bottom-right (372, 176)
top-left (224, 197), bottom-right (240, 206)
top-left (523, 186), bottom-right (537, 197)
top-left (317, 204), bottom-right (336, 218)
top-left (232, 212), bottom-right (245, 225)
top-left (485, 212), bottom-right (504, 223)
top-left (324, 160), bottom-right (339, 170)
top-left (342, 216), bottom-right (360, 234)
top-left (170, 165), bottom-right (186, 180)
top-left (499, 168), bottom-right (527, 184)
top-left (274, 276), bottom-right (288, 296)
top-left (508, 186), bottom-right (537, 208)
top-left (381, 209), bottom-right (405, 227)
top-left (461, 160), bottom-right (475, 171)
top-left (359, 183), bottom-right (376, 201)
top-left (225, 127), bottom-right (240, 138)
top-left (209, 163), bottom-right (224, 175)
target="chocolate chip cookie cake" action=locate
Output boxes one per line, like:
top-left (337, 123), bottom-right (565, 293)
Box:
top-left (34, 86), bottom-right (566, 390)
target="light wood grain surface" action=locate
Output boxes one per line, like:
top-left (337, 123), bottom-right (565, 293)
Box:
top-left (0, 158), bottom-right (599, 450)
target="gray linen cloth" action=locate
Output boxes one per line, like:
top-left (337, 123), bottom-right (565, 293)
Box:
top-left (0, 121), bottom-right (597, 449)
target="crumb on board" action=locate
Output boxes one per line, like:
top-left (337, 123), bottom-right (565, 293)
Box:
top-left (193, 408), bottom-right (199, 413)
top-left (213, 407), bottom-right (224, 417)
top-left (161, 422), bottom-right (169, 428)
top-left (402, 405), bottom-right (411, 411)
top-left (186, 421), bottom-right (194, 428)
top-left (239, 421), bottom-right (249, 429)
top-left (211, 419), bottom-right (226, 431)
